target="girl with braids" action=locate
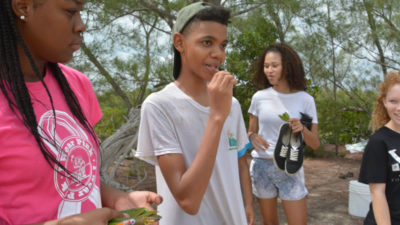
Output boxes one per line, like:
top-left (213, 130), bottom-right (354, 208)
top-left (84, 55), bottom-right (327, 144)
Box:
top-left (359, 71), bottom-right (400, 225)
top-left (0, 1), bottom-right (162, 225)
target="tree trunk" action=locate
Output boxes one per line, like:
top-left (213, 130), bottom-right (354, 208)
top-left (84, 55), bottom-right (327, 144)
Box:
top-left (100, 107), bottom-right (141, 191)
top-left (134, 18), bottom-right (157, 106)
top-left (266, 0), bottom-right (286, 43)
top-left (327, 2), bottom-right (339, 155)
top-left (363, 0), bottom-right (387, 79)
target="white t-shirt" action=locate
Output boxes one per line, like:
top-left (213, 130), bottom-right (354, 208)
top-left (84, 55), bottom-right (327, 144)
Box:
top-left (136, 83), bottom-right (248, 225)
top-left (248, 87), bottom-right (318, 159)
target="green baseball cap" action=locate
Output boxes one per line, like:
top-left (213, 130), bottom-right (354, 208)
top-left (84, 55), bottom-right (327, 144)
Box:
top-left (172, 2), bottom-right (212, 34)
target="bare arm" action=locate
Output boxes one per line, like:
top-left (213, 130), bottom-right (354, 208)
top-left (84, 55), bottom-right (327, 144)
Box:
top-left (248, 114), bottom-right (269, 151)
top-left (158, 72), bottom-right (237, 215)
top-left (238, 156), bottom-right (254, 225)
top-left (157, 117), bottom-right (224, 214)
top-left (25, 182), bottom-right (162, 225)
top-left (26, 208), bottom-right (122, 225)
top-left (302, 123), bottom-right (320, 150)
top-left (370, 183), bottom-right (391, 225)
top-left (101, 181), bottom-right (162, 211)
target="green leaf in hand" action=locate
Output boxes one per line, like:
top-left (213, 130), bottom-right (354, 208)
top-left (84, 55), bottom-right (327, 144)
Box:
top-left (278, 112), bottom-right (290, 122)
top-left (108, 208), bottom-right (161, 225)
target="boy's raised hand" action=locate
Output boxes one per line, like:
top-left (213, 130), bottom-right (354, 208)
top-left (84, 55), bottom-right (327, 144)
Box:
top-left (207, 71), bottom-right (237, 122)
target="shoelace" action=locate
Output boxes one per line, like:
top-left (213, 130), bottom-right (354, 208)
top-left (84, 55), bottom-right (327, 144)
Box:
top-left (280, 145), bottom-right (288, 158)
top-left (289, 148), bottom-right (299, 161)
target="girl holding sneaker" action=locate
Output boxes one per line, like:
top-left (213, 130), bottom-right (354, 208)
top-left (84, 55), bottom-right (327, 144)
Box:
top-left (248, 43), bottom-right (320, 225)
top-left (359, 71), bottom-right (400, 225)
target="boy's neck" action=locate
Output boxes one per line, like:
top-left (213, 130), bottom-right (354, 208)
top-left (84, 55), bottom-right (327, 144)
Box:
top-left (174, 74), bottom-right (209, 107)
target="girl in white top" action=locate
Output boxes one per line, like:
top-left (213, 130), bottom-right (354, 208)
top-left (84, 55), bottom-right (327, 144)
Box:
top-left (248, 43), bottom-right (320, 225)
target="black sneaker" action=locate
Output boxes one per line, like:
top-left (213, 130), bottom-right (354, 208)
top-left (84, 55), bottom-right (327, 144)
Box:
top-left (300, 112), bottom-right (313, 130)
top-left (273, 123), bottom-right (290, 171)
top-left (285, 132), bottom-right (305, 176)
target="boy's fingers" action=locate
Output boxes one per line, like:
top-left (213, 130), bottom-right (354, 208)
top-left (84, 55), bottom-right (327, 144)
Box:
top-left (220, 74), bottom-right (236, 89)
top-left (212, 70), bottom-right (237, 87)
top-left (230, 77), bottom-right (238, 86)
top-left (209, 71), bottom-right (227, 86)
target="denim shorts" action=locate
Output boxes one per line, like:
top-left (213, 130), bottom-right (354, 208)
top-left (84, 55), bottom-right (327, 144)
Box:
top-left (250, 158), bottom-right (308, 200)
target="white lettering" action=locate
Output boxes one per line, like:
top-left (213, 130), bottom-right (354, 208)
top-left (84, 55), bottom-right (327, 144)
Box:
top-left (389, 149), bottom-right (400, 163)
top-left (65, 141), bottom-right (75, 153)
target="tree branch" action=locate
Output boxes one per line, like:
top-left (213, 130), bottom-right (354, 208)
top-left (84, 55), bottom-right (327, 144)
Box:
top-left (81, 43), bottom-right (132, 109)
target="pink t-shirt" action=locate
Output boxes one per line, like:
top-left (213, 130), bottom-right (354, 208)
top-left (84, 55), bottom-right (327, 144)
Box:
top-left (0, 64), bottom-right (102, 225)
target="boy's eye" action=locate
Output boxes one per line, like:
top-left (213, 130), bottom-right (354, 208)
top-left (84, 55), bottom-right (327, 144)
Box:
top-left (221, 43), bottom-right (227, 49)
top-left (66, 9), bottom-right (78, 16)
top-left (202, 40), bottom-right (212, 46)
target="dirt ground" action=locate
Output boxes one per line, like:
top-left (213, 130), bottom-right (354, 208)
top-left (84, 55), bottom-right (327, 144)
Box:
top-left (114, 148), bottom-right (367, 225)
top-left (265, 153), bottom-right (366, 225)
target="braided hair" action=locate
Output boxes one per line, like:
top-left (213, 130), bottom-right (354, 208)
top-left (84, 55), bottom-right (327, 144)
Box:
top-left (0, 1), bottom-right (98, 180)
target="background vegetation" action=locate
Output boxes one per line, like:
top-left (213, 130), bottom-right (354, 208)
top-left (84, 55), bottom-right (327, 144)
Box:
top-left (69, 0), bottom-right (400, 156)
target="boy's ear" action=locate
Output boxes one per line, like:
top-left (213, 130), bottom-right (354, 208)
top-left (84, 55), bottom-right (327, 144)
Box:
top-left (11, 0), bottom-right (34, 21)
top-left (173, 33), bottom-right (185, 54)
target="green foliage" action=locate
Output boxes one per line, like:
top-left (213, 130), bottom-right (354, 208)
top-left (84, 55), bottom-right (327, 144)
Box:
top-left (94, 91), bottom-right (128, 140)
top-left (304, 145), bottom-right (336, 159)
top-left (76, 0), bottom-right (399, 147)
top-left (226, 9), bottom-right (278, 126)
top-left (94, 86), bottom-right (159, 140)
top-left (95, 107), bottom-right (126, 141)
top-left (316, 89), bottom-right (374, 145)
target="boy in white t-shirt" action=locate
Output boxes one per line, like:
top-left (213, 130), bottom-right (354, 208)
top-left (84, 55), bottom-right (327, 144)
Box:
top-left (136, 2), bottom-right (254, 225)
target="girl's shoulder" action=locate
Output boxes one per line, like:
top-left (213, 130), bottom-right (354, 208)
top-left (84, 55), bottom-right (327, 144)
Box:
top-left (371, 126), bottom-right (400, 141)
top-left (252, 87), bottom-right (274, 98)
top-left (288, 91), bottom-right (316, 106)
top-left (294, 90), bottom-right (314, 100)
top-left (365, 126), bottom-right (399, 151)
top-left (58, 64), bottom-right (91, 85)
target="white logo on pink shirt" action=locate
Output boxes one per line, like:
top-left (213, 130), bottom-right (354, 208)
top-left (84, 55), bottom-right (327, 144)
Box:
top-left (55, 137), bottom-right (95, 201)
top-left (38, 110), bottom-right (101, 218)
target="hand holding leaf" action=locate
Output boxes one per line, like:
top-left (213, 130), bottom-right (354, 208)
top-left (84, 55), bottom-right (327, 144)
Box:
top-left (108, 208), bottom-right (161, 225)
